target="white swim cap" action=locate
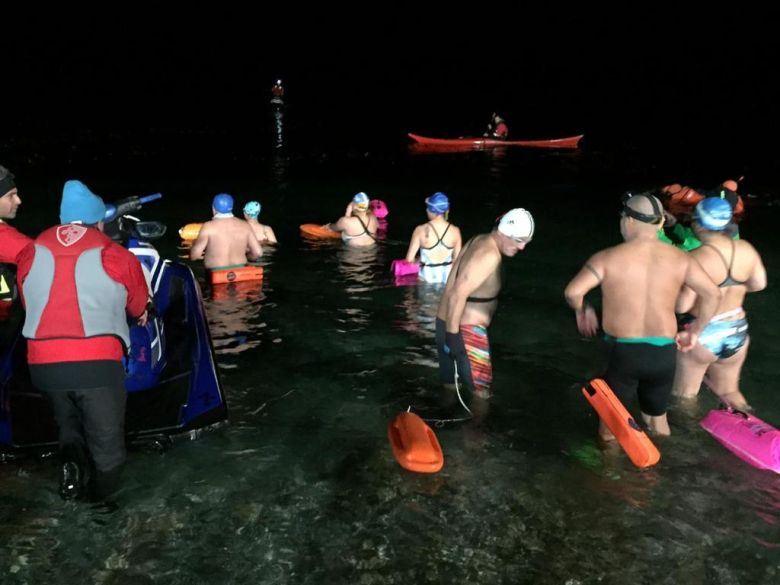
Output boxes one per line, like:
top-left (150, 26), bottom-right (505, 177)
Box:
top-left (497, 208), bottom-right (534, 240)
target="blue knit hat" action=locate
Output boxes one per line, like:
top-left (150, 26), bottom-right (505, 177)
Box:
top-left (60, 180), bottom-right (106, 225)
top-left (425, 192), bottom-right (450, 214)
top-left (695, 197), bottom-right (732, 231)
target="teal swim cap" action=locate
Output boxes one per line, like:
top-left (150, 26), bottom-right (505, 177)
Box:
top-left (243, 201), bottom-right (261, 218)
top-left (212, 193), bottom-right (234, 213)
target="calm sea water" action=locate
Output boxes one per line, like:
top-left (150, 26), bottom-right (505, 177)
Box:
top-left (1, 114), bottom-right (779, 584)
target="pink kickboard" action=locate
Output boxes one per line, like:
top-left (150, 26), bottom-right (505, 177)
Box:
top-left (701, 409), bottom-right (780, 473)
top-left (391, 259), bottom-right (419, 277)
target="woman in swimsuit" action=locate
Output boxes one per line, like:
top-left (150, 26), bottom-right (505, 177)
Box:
top-left (404, 192), bottom-right (462, 284)
top-left (673, 197), bottom-right (767, 409)
top-left (327, 192), bottom-right (378, 248)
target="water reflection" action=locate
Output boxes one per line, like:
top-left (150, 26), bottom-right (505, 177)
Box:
top-left (394, 283), bottom-right (442, 338)
top-left (270, 152), bottom-right (289, 190)
top-left (336, 245), bottom-right (380, 294)
top-left (271, 106), bottom-right (284, 149)
top-left (205, 279), bottom-right (274, 359)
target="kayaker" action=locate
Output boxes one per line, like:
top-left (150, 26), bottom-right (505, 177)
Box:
top-left (435, 208), bottom-right (533, 415)
top-left (271, 79), bottom-right (284, 100)
top-left (242, 201), bottom-right (277, 245)
top-left (190, 193), bottom-right (263, 269)
top-left (565, 192), bottom-right (720, 440)
top-left (484, 113), bottom-right (509, 139)
top-left (404, 192), bottom-right (462, 284)
top-left (672, 197), bottom-right (767, 411)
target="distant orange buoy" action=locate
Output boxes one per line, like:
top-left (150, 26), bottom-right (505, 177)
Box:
top-left (387, 412), bottom-right (444, 473)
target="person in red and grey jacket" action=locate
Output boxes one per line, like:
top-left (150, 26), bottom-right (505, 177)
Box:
top-left (16, 180), bottom-right (149, 501)
top-left (0, 165), bottom-right (32, 319)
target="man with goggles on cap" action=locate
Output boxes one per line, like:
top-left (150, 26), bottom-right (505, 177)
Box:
top-left (565, 192), bottom-right (720, 439)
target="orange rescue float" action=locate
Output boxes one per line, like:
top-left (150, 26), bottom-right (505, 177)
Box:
top-left (179, 223), bottom-right (203, 241)
top-left (209, 265), bottom-right (264, 285)
top-left (387, 412), bottom-right (444, 473)
top-left (582, 378), bottom-right (661, 468)
top-left (300, 223), bottom-right (342, 240)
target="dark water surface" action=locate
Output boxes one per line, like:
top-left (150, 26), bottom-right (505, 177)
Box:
top-left (1, 125), bottom-right (779, 584)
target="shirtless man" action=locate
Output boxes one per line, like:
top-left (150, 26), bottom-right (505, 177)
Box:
top-left (564, 192), bottom-right (720, 438)
top-left (242, 201), bottom-right (277, 245)
top-left (672, 197), bottom-right (767, 410)
top-left (190, 193), bottom-right (262, 269)
top-left (436, 208), bottom-right (534, 405)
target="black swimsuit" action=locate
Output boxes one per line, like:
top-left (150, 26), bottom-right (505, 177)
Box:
top-left (702, 240), bottom-right (748, 287)
top-left (343, 215), bottom-right (377, 242)
top-left (420, 223), bottom-right (454, 268)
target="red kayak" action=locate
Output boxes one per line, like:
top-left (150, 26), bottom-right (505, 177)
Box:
top-left (408, 132), bottom-right (584, 150)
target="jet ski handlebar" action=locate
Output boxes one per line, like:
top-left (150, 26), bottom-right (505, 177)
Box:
top-left (104, 193), bottom-right (162, 223)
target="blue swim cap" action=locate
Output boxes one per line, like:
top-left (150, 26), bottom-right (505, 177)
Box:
top-left (352, 192), bottom-right (370, 210)
top-left (212, 193), bottom-right (234, 214)
top-left (695, 197), bottom-right (732, 231)
top-left (243, 201), bottom-right (261, 218)
top-left (425, 192), bottom-right (450, 214)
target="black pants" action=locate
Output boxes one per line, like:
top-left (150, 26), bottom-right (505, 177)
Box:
top-left (31, 361), bottom-right (127, 495)
top-left (603, 341), bottom-right (677, 416)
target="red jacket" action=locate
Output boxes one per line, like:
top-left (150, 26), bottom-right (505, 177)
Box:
top-left (0, 222), bottom-right (32, 263)
top-left (17, 225), bottom-right (149, 364)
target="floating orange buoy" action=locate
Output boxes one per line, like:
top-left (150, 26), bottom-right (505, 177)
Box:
top-left (178, 223), bottom-right (203, 241)
top-left (581, 378), bottom-right (660, 468)
top-left (299, 224), bottom-right (342, 240)
top-left (209, 265), bottom-right (264, 285)
top-left (387, 412), bottom-right (444, 473)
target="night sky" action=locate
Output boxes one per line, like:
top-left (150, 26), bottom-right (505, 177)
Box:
top-left (5, 12), bottom-right (780, 163)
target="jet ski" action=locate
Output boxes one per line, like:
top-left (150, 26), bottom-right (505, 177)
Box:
top-left (0, 194), bottom-right (228, 459)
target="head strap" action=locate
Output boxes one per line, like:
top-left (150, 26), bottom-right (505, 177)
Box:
top-left (621, 192), bottom-right (663, 224)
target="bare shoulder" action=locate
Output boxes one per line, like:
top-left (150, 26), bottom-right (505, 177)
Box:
top-left (588, 246), bottom-right (615, 264)
top-left (473, 235), bottom-right (501, 262)
top-left (735, 238), bottom-right (760, 256)
top-left (199, 220), bottom-right (217, 234)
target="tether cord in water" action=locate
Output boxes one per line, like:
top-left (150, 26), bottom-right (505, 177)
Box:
top-left (411, 361), bottom-right (473, 427)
